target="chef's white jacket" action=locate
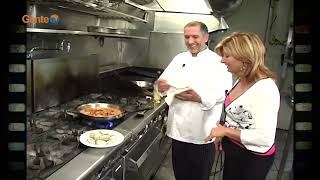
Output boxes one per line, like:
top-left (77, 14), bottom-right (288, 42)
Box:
top-left (159, 48), bottom-right (232, 144)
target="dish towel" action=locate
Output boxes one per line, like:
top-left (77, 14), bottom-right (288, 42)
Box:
top-left (164, 86), bottom-right (191, 105)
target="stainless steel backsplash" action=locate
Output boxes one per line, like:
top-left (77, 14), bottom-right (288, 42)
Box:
top-left (30, 54), bottom-right (99, 113)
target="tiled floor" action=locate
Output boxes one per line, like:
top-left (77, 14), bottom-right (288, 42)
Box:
top-left (152, 129), bottom-right (293, 180)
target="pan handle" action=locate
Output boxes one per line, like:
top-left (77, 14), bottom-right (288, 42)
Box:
top-left (65, 110), bottom-right (79, 118)
top-left (125, 106), bottom-right (153, 113)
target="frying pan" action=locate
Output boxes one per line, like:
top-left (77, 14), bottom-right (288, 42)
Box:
top-left (76, 103), bottom-right (126, 122)
top-left (76, 102), bottom-right (153, 122)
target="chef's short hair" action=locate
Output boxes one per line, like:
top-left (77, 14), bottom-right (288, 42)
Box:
top-left (184, 21), bottom-right (208, 34)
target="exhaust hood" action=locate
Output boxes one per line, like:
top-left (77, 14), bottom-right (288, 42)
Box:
top-left (124, 0), bottom-right (242, 32)
top-left (153, 12), bottom-right (220, 33)
top-left (124, 0), bottom-right (164, 11)
top-left (156, 0), bottom-right (212, 14)
top-left (125, 0), bottom-right (242, 16)
top-left (125, 0), bottom-right (213, 14)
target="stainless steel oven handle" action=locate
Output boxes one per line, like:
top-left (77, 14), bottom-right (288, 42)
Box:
top-left (136, 148), bottom-right (152, 167)
top-left (124, 140), bottom-right (138, 153)
top-left (99, 172), bottom-right (116, 180)
top-left (129, 132), bottom-right (163, 167)
top-left (128, 148), bottom-right (151, 168)
top-left (95, 167), bottom-right (113, 180)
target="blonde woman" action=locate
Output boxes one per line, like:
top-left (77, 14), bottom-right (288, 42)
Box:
top-left (205, 32), bottom-right (280, 180)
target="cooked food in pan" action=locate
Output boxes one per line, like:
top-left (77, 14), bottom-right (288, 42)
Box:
top-left (80, 107), bottom-right (122, 117)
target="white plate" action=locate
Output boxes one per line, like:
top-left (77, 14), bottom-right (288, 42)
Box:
top-left (80, 129), bottom-right (124, 148)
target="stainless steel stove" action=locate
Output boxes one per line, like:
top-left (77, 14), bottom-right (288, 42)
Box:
top-left (26, 92), bottom-right (154, 180)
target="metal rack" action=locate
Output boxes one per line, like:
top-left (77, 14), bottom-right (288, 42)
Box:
top-left (26, 0), bottom-right (150, 39)
top-left (28, 0), bottom-right (148, 23)
top-left (276, 25), bottom-right (294, 180)
top-left (279, 25), bottom-right (293, 91)
top-left (26, 28), bottom-right (149, 39)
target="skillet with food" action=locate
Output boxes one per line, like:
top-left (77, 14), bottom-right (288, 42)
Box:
top-left (76, 103), bottom-right (125, 122)
top-left (76, 102), bottom-right (153, 122)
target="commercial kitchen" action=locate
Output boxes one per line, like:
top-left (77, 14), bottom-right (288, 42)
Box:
top-left (24, 0), bottom-right (294, 179)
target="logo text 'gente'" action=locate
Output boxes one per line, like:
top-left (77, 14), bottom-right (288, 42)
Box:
top-left (22, 14), bottom-right (61, 24)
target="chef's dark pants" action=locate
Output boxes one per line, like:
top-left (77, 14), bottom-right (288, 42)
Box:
top-left (222, 137), bottom-right (275, 180)
top-left (171, 139), bottom-right (215, 180)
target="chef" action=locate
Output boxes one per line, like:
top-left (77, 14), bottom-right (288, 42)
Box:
top-left (155, 21), bottom-right (232, 180)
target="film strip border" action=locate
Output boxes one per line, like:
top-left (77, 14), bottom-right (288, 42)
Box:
top-left (7, 1), bottom-right (27, 178)
top-left (293, 20), bottom-right (313, 179)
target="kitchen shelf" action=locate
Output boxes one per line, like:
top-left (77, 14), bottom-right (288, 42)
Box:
top-left (99, 63), bottom-right (131, 74)
top-left (28, 0), bottom-right (148, 23)
top-left (27, 28), bottom-right (149, 40)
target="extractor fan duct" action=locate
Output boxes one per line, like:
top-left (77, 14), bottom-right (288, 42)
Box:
top-left (207, 0), bottom-right (243, 17)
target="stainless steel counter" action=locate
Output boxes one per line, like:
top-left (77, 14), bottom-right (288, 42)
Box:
top-left (46, 100), bottom-right (168, 180)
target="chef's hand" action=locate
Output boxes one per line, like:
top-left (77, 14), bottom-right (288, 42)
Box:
top-left (175, 89), bottom-right (201, 102)
top-left (156, 79), bottom-right (170, 93)
top-left (205, 124), bottom-right (226, 142)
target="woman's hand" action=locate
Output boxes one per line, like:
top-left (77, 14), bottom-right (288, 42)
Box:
top-left (205, 124), bottom-right (227, 142)
top-left (214, 137), bottom-right (223, 151)
top-left (206, 123), bottom-right (242, 143)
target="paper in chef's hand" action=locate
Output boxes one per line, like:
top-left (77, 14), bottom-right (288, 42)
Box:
top-left (165, 86), bottom-right (191, 105)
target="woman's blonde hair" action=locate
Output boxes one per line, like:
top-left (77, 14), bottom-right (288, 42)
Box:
top-left (214, 32), bottom-right (276, 82)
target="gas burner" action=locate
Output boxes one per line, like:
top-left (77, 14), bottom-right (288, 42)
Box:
top-left (29, 156), bottom-right (49, 170)
top-left (55, 128), bottom-right (72, 134)
top-left (138, 96), bottom-right (152, 104)
top-left (62, 99), bottom-right (86, 109)
top-left (86, 93), bottom-right (103, 99)
top-left (106, 95), bottom-right (113, 101)
top-left (48, 134), bottom-right (78, 147)
top-left (28, 118), bottom-right (54, 134)
top-left (120, 97), bottom-right (128, 105)
top-left (80, 118), bottom-right (124, 129)
top-left (37, 109), bottom-right (65, 119)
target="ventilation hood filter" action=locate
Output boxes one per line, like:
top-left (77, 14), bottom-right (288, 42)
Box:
top-left (153, 12), bottom-right (220, 33)
top-left (125, 0), bottom-right (213, 14)
top-left (156, 0), bottom-right (212, 14)
top-left (124, 0), bottom-right (164, 11)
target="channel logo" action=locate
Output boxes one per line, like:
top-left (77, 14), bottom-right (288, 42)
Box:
top-left (22, 14), bottom-right (62, 24)
top-left (49, 14), bottom-right (61, 24)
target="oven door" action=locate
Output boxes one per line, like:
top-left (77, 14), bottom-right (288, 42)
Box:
top-left (99, 158), bottom-right (124, 180)
top-left (125, 120), bottom-right (164, 180)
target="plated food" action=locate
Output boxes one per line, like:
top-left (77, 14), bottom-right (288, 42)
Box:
top-left (80, 129), bottom-right (124, 148)
top-left (87, 130), bottom-right (116, 145)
